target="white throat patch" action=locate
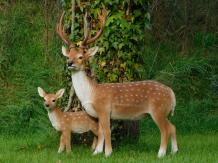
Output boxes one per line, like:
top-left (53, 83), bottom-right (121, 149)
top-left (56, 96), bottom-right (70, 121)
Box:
top-left (71, 71), bottom-right (97, 117)
top-left (48, 112), bottom-right (61, 131)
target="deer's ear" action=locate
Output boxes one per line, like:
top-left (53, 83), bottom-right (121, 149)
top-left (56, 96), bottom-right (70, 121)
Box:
top-left (62, 46), bottom-right (69, 57)
top-left (86, 46), bottom-right (99, 58)
top-left (38, 87), bottom-right (46, 98)
top-left (56, 88), bottom-right (65, 99)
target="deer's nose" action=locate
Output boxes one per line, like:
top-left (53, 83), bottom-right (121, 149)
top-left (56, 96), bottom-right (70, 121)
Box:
top-left (45, 104), bottom-right (49, 107)
top-left (67, 60), bottom-right (73, 66)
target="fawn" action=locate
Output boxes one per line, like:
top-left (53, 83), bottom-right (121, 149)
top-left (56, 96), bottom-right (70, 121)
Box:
top-left (56, 7), bottom-right (178, 158)
top-left (37, 87), bottom-right (103, 153)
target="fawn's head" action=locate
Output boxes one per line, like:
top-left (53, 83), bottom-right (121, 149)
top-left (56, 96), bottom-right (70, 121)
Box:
top-left (56, 7), bottom-right (108, 71)
top-left (37, 87), bottom-right (65, 111)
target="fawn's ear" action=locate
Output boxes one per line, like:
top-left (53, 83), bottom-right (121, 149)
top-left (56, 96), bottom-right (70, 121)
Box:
top-left (38, 87), bottom-right (46, 98)
top-left (62, 46), bottom-right (69, 57)
top-left (85, 46), bottom-right (99, 58)
top-left (56, 88), bottom-right (65, 99)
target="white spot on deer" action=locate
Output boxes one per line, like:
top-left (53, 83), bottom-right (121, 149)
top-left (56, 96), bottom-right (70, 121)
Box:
top-left (64, 114), bottom-right (67, 118)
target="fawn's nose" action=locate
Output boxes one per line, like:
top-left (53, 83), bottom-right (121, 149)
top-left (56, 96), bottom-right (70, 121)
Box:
top-left (45, 104), bottom-right (49, 107)
top-left (67, 60), bottom-right (73, 66)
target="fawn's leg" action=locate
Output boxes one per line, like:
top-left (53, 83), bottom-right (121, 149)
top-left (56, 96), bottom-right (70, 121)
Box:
top-left (65, 131), bottom-right (72, 153)
top-left (58, 133), bottom-right (65, 153)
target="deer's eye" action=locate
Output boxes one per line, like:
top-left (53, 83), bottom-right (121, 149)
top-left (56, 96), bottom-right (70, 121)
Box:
top-left (78, 56), bottom-right (83, 60)
top-left (52, 100), bottom-right (56, 102)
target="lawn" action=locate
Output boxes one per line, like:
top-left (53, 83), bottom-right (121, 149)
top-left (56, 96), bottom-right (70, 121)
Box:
top-left (0, 133), bottom-right (217, 163)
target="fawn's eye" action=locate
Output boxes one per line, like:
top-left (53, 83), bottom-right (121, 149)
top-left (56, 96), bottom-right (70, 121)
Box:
top-left (78, 56), bottom-right (83, 60)
top-left (52, 100), bottom-right (56, 102)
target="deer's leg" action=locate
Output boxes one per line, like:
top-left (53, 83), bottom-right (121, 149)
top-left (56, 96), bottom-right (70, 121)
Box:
top-left (150, 111), bottom-right (170, 158)
top-left (98, 113), bottom-right (112, 157)
top-left (168, 120), bottom-right (178, 154)
top-left (58, 133), bottom-right (65, 153)
top-left (65, 131), bottom-right (72, 153)
top-left (90, 123), bottom-right (99, 151)
top-left (91, 136), bottom-right (98, 150)
top-left (93, 123), bottom-right (104, 155)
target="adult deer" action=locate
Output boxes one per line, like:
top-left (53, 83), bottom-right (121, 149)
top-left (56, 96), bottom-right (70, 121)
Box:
top-left (56, 8), bottom-right (178, 158)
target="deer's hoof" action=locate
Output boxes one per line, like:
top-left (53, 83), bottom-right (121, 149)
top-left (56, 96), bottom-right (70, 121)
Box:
top-left (157, 148), bottom-right (166, 158)
top-left (105, 149), bottom-right (112, 158)
top-left (171, 148), bottom-right (178, 155)
top-left (93, 150), bottom-right (99, 155)
top-left (58, 148), bottom-right (64, 154)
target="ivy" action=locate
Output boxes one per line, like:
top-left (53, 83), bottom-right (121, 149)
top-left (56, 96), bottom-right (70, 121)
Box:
top-left (62, 0), bottom-right (150, 83)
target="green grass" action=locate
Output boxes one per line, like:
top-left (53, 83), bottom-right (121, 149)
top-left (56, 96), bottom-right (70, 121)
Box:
top-left (0, 133), bottom-right (217, 163)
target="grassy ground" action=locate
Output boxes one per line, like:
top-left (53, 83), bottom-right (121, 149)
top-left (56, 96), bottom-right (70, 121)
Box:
top-left (0, 133), bottom-right (217, 163)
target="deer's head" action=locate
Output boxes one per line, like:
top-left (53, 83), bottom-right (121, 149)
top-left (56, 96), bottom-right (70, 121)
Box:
top-left (57, 8), bottom-right (108, 71)
top-left (38, 87), bottom-right (65, 111)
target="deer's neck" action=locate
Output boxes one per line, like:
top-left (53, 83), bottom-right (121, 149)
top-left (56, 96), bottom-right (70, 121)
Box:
top-left (48, 108), bottom-right (62, 131)
top-left (71, 71), bottom-right (96, 105)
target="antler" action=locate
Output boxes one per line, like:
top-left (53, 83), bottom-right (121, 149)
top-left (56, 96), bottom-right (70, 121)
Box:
top-left (80, 11), bottom-right (90, 48)
top-left (57, 7), bottom-right (107, 49)
top-left (86, 7), bottom-right (108, 45)
top-left (56, 11), bottom-right (76, 48)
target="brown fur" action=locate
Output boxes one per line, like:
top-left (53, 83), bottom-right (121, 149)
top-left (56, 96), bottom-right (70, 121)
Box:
top-left (57, 8), bottom-right (178, 157)
top-left (37, 87), bottom-right (103, 153)
top-left (60, 47), bottom-right (178, 158)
